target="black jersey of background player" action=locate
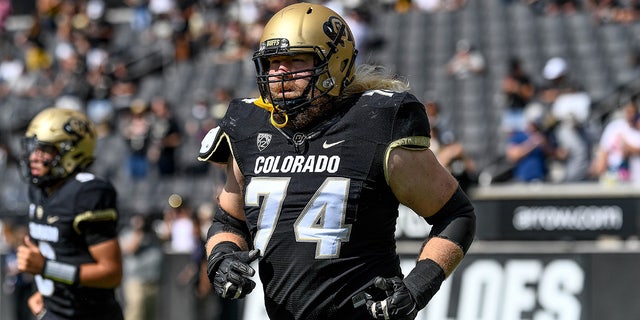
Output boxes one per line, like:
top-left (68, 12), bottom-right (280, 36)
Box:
top-left (219, 90), bottom-right (430, 319)
top-left (27, 172), bottom-right (121, 319)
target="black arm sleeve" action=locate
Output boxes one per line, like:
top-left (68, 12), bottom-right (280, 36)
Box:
top-left (425, 186), bottom-right (476, 254)
top-left (207, 205), bottom-right (252, 249)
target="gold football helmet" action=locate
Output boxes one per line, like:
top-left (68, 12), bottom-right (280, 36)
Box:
top-left (21, 107), bottom-right (96, 186)
top-left (252, 2), bottom-right (357, 124)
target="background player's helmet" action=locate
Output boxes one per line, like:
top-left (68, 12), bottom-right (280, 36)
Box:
top-left (253, 2), bottom-right (357, 115)
top-left (21, 107), bottom-right (96, 187)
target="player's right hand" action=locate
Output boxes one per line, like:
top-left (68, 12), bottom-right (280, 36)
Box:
top-left (17, 236), bottom-right (45, 275)
top-left (207, 248), bottom-right (260, 300)
top-left (364, 276), bottom-right (418, 320)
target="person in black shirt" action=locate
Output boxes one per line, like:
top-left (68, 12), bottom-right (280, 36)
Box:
top-left (198, 3), bottom-right (476, 320)
top-left (17, 107), bottom-right (124, 320)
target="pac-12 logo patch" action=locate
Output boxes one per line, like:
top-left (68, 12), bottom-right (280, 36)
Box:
top-left (257, 133), bottom-right (272, 151)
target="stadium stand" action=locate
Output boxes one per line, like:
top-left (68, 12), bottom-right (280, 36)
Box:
top-left (5, 1), bottom-right (640, 319)
top-left (2, 0), bottom-right (640, 216)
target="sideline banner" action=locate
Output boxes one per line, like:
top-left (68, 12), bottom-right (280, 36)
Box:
top-left (473, 198), bottom-right (638, 240)
top-left (242, 250), bottom-right (640, 320)
top-left (470, 183), bottom-right (640, 240)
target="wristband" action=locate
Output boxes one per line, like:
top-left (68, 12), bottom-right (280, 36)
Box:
top-left (43, 260), bottom-right (80, 285)
top-left (35, 309), bottom-right (47, 320)
top-left (403, 258), bottom-right (446, 310)
top-left (208, 241), bottom-right (243, 272)
top-left (212, 241), bottom-right (242, 255)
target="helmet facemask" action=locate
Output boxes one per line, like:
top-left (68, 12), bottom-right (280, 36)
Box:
top-left (20, 138), bottom-right (67, 187)
top-left (254, 43), bottom-right (332, 117)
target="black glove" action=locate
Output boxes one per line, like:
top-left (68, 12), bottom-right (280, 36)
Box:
top-left (207, 241), bottom-right (260, 300)
top-left (356, 258), bottom-right (446, 320)
top-left (364, 276), bottom-right (418, 320)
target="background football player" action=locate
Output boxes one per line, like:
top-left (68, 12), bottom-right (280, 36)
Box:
top-left (17, 107), bottom-right (124, 320)
top-left (199, 3), bottom-right (476, 320)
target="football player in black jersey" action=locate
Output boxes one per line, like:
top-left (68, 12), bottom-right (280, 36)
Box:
top-left (17, 107), bottom-right (124, 320)
top-left (198, 3), bottom-right (476, 320)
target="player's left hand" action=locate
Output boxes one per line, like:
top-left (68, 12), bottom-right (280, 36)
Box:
top-left (364, 276), bottom-right (418, 320)
top-left (28, 292), bottom-right (45, 318)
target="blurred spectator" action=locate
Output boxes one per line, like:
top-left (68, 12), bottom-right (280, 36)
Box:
top-left (425, 99), bottom-right (477, 191)
top-left (501, 57), bottom-right (535, 132)
top-left (148, 96), bottom-right (182, 177)
top-left (23, 38), bottom-right (52, 72)
top-left (210, 86), bottom-right (233, 122)
top-left (0, 53), bottom-right (24, 87)
top-left (445, 39), bottom-right (485, 80)
top-left (46, 45), bottom-right (91, 103)
top-left (126, 0), bottom-right (153, 32)
top-left (196, 202), bottom-right (214, 240)
top-left (109, 59), bottom-right (139, 110)
top-left (91, 106), bottom-right (126, 182)
top-left (85, 49), bottom-right (114, 124)
top-left (590, 97), bottom-right (638, 182)
top-left (344, 7), bottom-right (376, 65)
top-left (505, 103), bottom-right (559, 182)
top-left (164, 193), bottom-right (198, 253)
top-left (545, 0), bottom-right (580, 14)
top-left (149, 0), bottom-right (175, 19)
top-left (621, 113), bottom-right (640, 184)
top-left (212, 20), bottom-right (250, 64)
top-left (552, 116), bottom-right (593, 182)
top-left (2, 219), bottom-right (34, 320)
top-left (424, 94), bottom-right (454, 140)
top-left (415, 0), bottom-right (467, 11)
top-left (120, 213), bottom-right (164, 320)
top-left (587, 0), bottom-right (636, 24)
top-left (538, 57), bottom-right (593, 182)
top-left (174, 199), bottom-right (242, 320)
top-left (83, 0), bottom-right (115, 48)
top-left (413, 0), bottom-right (443, 12)
top-left (549, 93), bottom-right (593, 182)
top-left (0, 0), bottom-right (10, 34)
top-left (0, 140), bottom-right (7, 174)
top-left (174, 12), bottom-right (193, 62)
top-left (121, 99), bottom-right (152, 181)
top-left (538, 57), bottom-right (582, 107)
top-left (182, 91), bottom-right (215, 175)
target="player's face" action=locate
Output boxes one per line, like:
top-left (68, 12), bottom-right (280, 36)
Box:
top-left (28, 146), bottom-right (56, 177)
top-left (267, 54), bottom-right (315, 101)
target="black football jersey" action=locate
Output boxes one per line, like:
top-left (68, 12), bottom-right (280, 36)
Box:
top-left (217, 90), bottom-right (430, 320)
top-left (27, 172), bottom-right (122, 320)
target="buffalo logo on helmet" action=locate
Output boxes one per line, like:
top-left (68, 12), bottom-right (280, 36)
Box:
top-left (64, 117), bottom-right (94, 143)
top-left (323, 16), bottom-right (352, 51)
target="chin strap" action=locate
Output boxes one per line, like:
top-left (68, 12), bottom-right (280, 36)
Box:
top-left (254, 97), bottom-right (288, 128)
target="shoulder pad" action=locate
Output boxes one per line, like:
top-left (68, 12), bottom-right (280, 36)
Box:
top-left (75, 172), bottom-right (96, 183)
top-left (359, 90), bottom-right (420, 108)
top-left (198, 126), bottom-right (231, 164)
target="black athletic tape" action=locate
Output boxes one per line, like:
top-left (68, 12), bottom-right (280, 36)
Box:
top-left (207, 205), bottom-right (252, 248)
top-left (424, 186), bottom-right (476, 254)
top-left (403, 258), bottom-right (446, 310)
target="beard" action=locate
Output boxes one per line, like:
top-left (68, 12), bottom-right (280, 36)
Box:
top-left (272, 94), bottom-right (341, 131)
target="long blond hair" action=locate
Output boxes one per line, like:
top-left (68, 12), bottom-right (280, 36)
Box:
top-left (342, 64), bottom-right (411, 95)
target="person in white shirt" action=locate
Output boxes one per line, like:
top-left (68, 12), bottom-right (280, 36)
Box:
top-left (590, 98), bottom-right (638, 182)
